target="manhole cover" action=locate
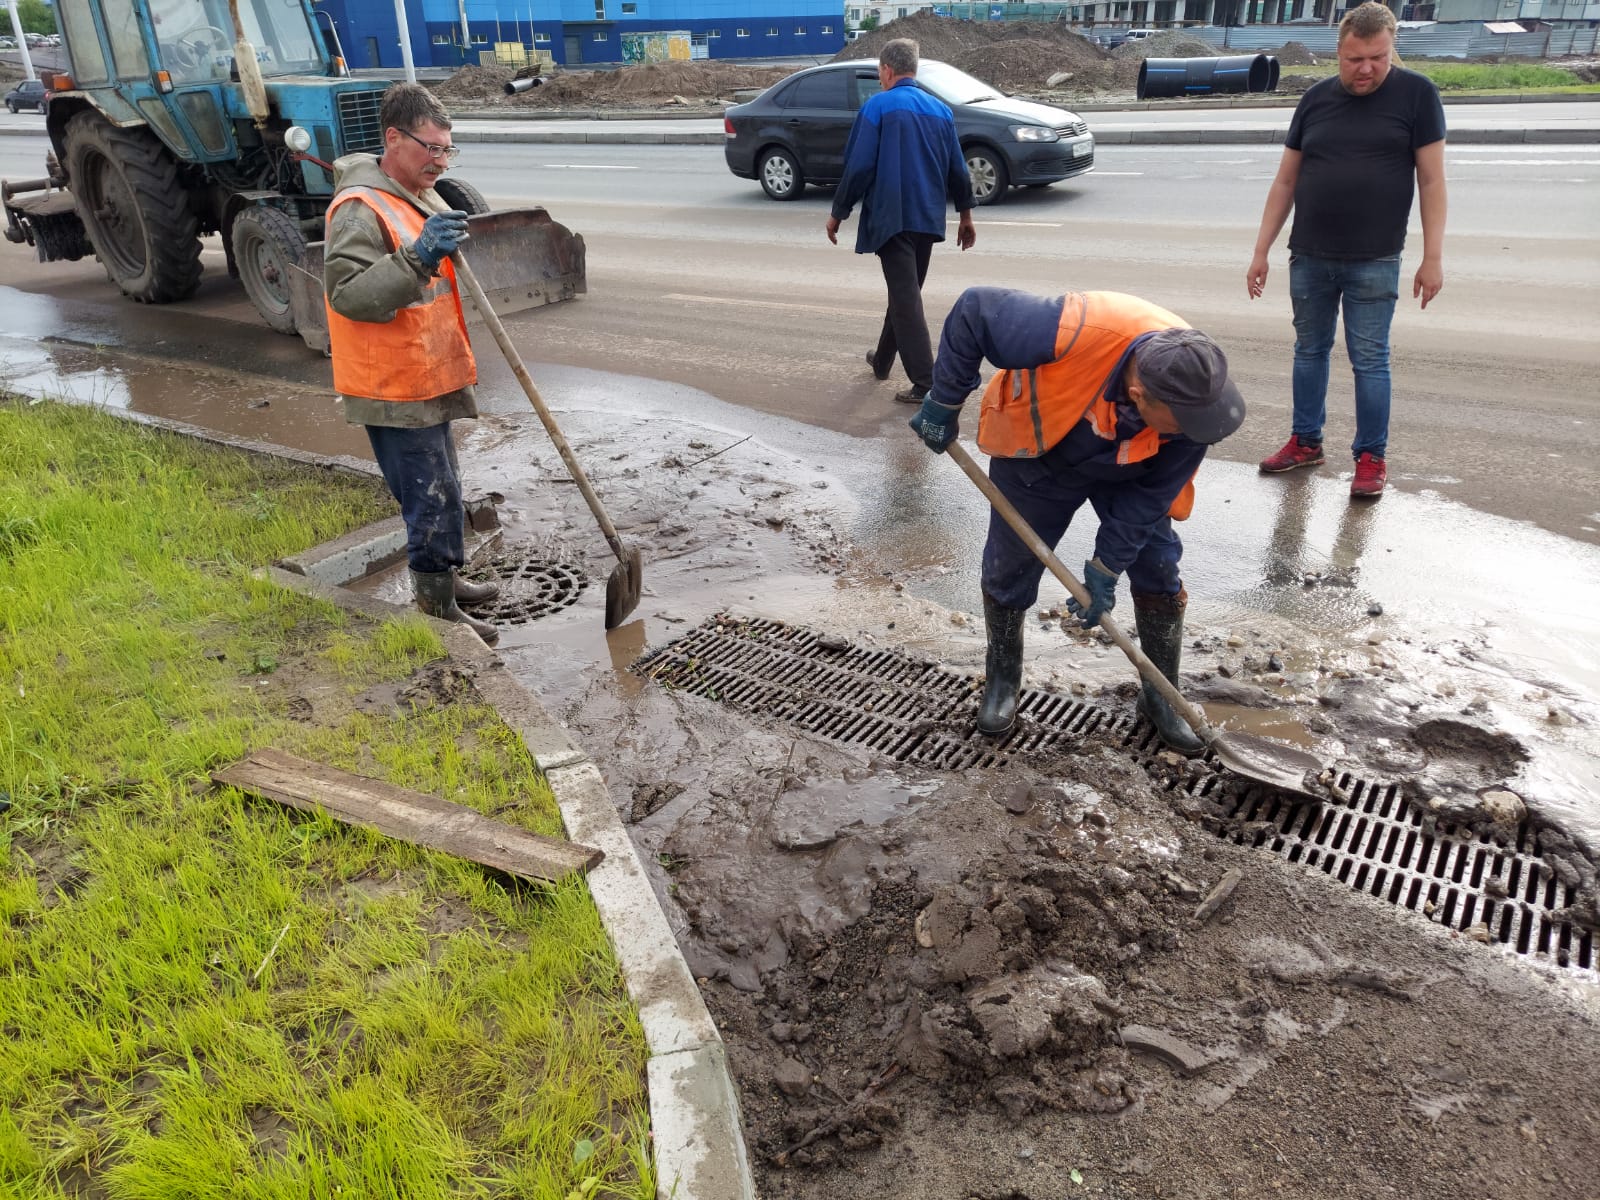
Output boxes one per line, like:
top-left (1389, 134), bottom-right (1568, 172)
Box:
top-left (459, 552), bottom-right (586, 627)
top-left (633, 615), bottom-right (1595, 974)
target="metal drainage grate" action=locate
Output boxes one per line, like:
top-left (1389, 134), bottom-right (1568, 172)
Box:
top-left (459, 553), bottom-right (586, 627)
top-left (633, 615), bottom-right (1595, 975)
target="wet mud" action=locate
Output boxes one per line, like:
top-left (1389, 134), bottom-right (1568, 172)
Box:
top-left (419, 409), bottom-right (1600, 1200)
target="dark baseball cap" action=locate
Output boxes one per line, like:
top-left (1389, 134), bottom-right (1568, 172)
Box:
top-left (1136, 328), bottom-right (1246, 444)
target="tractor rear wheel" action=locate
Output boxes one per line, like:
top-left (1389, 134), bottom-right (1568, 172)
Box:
top-left (231, 206), bottom-right (307, 335)
top-left (64, 111), bottom-right (201, 303)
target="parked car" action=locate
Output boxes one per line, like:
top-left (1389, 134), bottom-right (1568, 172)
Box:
top-left (0, 35), bottom-right (17, 50)
top-left (723, 59), bottom-right (1094, 206)
top-left (5, 78), bottom-right (49, 114)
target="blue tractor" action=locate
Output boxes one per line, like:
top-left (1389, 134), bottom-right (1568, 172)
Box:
top-left (1, 0), bottom-right (583, 347)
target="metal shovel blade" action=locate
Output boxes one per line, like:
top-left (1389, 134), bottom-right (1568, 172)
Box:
top-left (1207, 731), bottom-right (1326, 798)
top-left (604, 545), bottom-right (643, 630)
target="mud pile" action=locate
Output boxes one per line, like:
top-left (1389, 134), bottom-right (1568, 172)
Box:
top-left (834, 12), bottom-right (1112, 93)
top-left (1275, 39), bottom-right (1318, 66)
top-left (432, 60), bottom-right (792, 110)
top-left (1111, 30), bottom-right (1220, 60)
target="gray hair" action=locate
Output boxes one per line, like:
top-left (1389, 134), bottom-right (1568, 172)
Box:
top-left (1339, 1), bottom-right (1397, 43)
top-left (879, 38), bottom-right (919, 77)
top-left (380, 81), bottom-right (452, 134)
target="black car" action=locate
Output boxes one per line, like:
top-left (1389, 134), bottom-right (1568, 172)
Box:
top-left (5, 79), bottom-right (48, 114)
top-left (723, 59), bottom-right (1093, 206)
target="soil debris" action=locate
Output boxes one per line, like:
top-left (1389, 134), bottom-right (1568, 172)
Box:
top-left (430, 60), bottom-right (792, 110)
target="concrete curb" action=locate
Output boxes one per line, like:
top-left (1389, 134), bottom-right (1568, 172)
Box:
top-left (32, 400), bottom-right (756, 1200)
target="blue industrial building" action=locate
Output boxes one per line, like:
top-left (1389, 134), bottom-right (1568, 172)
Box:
top-left (312, 0), bottom-right (848, 70)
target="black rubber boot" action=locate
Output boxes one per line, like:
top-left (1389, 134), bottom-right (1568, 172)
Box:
top-left (1132, 589), bottom-right (1203, 756)
top-left (412, 569), bottom-right (499, 646)
top-left (977, 594), bottom-right (1027, 737)
top-left (452, 571), bottom-right (500, 603)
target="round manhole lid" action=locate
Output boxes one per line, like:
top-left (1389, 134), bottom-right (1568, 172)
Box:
top-left (460, 553), bottom-right (587, 627)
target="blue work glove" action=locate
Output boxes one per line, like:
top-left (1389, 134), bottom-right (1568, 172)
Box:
top-left (908, 395), bottom-right (962, 453)
top-left (1065, 558), bottom-right (1120, 629)
top-left (413, 209), bottom-right (470, 271)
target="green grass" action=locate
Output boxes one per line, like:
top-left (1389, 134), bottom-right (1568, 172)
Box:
top-left (1283, 60), bottom-right (1600, 94)
top-left (0, 398), bottom-right (652, 1199)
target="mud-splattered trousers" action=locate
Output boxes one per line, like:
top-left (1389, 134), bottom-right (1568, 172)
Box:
top-left (365, 424), bottom-right (466, 575)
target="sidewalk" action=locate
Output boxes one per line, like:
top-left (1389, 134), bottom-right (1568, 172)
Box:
top-left (4, 98), bottom-right (1598, 146)
top-left (437, 97), bottom-right (1600, 146)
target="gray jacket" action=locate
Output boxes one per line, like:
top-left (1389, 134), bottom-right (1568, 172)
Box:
top-left (324, 154), bottom-right (478, 428)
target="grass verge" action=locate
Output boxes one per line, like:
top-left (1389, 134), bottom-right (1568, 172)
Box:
top-left (0, 397), bottom-right (652, 1199)
top-left (1283, 60), bottom-right (1600, 94)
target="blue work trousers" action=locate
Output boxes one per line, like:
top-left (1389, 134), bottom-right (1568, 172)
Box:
top-left (365, 423), bottom-right (465, 575)
top-left (1289, 253), bottom-right (1401, 461)
top-left (982, 456), bottom-right (1183, 611)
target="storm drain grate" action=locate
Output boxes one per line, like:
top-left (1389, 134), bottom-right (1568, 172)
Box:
top-left (1174, 773), bottom-right (1594, 973)
top-left (459, 552), bottom-right (586, 627)
top-left (633, 615), bottom-right (1594, 975)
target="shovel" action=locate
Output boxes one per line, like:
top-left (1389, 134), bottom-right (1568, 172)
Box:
top-left (430, 204), bottom-right (642, 629)
top-left (945, 441), bottom-right (1324, 799)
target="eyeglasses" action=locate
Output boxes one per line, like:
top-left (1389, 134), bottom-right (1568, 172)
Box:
top-left (399, 128), bottom-right (460, 161)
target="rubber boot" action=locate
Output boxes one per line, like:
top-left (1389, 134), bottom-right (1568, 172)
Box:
top-left (1132, 589), bottom-right (1203, 757)
top-left (452, 571), bottom-right (500, 603)
top-left (976, 594), bottom-right (1027, 738)
top-left (412, 569), bottom-right (500, 646)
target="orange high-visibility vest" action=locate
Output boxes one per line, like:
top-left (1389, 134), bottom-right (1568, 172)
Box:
top-left (324, 186), bottom-right (476, 402)
top-left (976, 291), bottom-right (1196, 520)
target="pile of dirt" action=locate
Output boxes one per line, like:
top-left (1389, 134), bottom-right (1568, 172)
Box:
top-left (834, 12), bottom-right (1112, 93)
top-left (1275, 39), bottom-right (1318, 66)
top-left (1111, 29), bottom-right (1219, 60)
top-left (432, 60), bottom-right (792, 110)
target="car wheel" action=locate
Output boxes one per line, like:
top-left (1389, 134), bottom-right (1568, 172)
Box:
top-left (6, 103), bottom-right (16, 114)
top-left (759, 147), bottom-right (804, 201)
top-left (965, 146), bottom-right (1009, 206)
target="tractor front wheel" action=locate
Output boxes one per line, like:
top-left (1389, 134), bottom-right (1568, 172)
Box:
top-left (231, 206), bottom-right (307, 335)
top-left (64, 111), bottom-right (201, 303)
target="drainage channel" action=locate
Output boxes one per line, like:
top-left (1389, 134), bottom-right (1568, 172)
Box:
top-left (632, 615), bottom-right (1595, 975)
top-left (459, 550), bottom-right (586, 628)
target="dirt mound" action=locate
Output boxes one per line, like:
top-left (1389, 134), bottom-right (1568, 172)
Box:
top-left (1275, 39), bottom-right (1318, 66)
top-left (432, 60), bottom-right (792, 110)
top-left (1112, 30), bottom-right (1219, 60)
top-left (835, 12), bottom-right (1107, 77)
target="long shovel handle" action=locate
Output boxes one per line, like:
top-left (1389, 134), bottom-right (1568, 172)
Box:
top-left (944, 440), bottom-right (1220, 744)
top-left (448, 249), bottom-right (630, 564)
top-left (419, 193), bottom-right (630, 567)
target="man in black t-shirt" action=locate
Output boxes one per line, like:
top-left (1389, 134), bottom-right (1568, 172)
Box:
top-left (1246, 1), bottom-right (1447, 499)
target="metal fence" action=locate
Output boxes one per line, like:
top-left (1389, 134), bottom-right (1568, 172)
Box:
top-left (1119, 22), bottom-right (1596, 59)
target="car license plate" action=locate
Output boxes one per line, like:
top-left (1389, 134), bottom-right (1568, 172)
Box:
top-left (1072, 142), bottom-right (1091, 158)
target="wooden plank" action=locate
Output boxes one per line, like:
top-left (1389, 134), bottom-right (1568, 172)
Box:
top-left (213, 748), bottom-right (603, 882)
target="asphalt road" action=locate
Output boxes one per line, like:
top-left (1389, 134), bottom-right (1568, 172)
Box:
top-left (1, 134), bottom-right (1597, 542)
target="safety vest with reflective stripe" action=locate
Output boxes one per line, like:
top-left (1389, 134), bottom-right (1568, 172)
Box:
top-left (325, 186), bottom-right (476, 402)
top-left (977, 290), bottom-right (1196, 520)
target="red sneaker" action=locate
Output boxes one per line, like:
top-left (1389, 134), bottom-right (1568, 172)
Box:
top-left (1350, 452), bottom-right (1387, 498)
top-left (1259, 435), bottom-right (1326, 473)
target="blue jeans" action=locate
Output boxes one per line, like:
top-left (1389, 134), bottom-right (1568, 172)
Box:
top-left (1289, 253), bottom-right (1401, 461)
top-left (365, 423), bottom-right (465, 575)
top-left (982, 457), bottom-right (1183, 611)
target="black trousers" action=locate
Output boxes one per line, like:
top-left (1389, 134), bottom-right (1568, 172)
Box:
top-left (868, 231), bottom-right (936, 392)
top-left (365, 422), bottom-right (465, 575)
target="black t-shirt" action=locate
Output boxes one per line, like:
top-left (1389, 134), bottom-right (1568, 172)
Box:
top-left (1285, 67), bottom-right (1446, 260)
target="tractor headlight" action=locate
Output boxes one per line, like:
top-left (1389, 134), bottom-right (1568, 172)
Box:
top-left (284, 125), bottom-right (313, 153)
top-left (1011, 125), bottom-right (1059, 143)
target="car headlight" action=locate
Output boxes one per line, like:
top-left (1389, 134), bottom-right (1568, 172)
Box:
top-left (1012, 126), bottom-right (1059, 143)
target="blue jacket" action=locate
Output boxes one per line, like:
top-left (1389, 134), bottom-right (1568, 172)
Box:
top-left (932, 287), bottom-right (1208, 574)
top-left (831, 78), bottom-right (974, 255)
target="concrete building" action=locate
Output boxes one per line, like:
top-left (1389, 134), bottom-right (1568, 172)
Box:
top-left (315, 0), bottom-right (849, 70)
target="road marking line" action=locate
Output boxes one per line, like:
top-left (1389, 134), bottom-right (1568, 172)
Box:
top-left (664, 292), bottom-right (875, 317)
top-left (538, 164), bottom-right (638, 170)
top-left (1091, 171), bottom-right (1145, 176)
top-left (979, 220), bottom-right (1064, 227)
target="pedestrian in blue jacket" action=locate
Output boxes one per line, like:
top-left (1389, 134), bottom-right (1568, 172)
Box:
top-left (826, 38), bottom-right (976, 403)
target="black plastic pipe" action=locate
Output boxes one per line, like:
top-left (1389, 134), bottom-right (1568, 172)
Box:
top-left (1137, 53), bottom-right (1276, 100)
